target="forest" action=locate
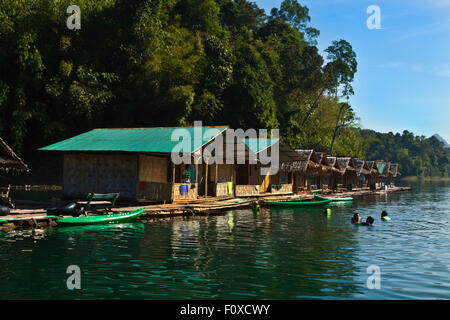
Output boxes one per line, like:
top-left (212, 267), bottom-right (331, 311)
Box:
top-left (361, 130), bottom-right (449, 178)
top-left (0, 0), bottom-right (447, 180)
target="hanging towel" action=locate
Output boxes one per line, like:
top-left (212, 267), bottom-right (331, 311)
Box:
top-left (180, 184), bottom-right (189, 195)
top-left (227, 182), bottom-right (233, 195)
top-left (189, 165), bottom-right (196, 183)
top-left (183, 169), bottom-right (190, 183)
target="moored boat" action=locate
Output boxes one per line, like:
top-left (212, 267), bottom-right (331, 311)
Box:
top-left (56, 208), bottom-right (144, 226)
top-left (265, 199), bottom-right (331, 207)
top-left (314, 194), bottom-right (353, 202)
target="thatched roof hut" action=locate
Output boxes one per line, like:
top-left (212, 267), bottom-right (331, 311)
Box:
top-left (352, 158), bottom-right (371, 176)
top-left (316, 152), bottom-right (332, 174)
top-left (375, 160), bottom-right (393, 178)
top-left (336, 157), bottom-right (356, 174)
top-left (366, 160), bottom-right (380, 176)
top-left (0, 137), bottom-right (29, 172)
top-left (327, 156), bottom-right (344, 174)
top-left (281, 149), bottom-right (321, 173)
top-left (390, 163), bottom-right (401, 177)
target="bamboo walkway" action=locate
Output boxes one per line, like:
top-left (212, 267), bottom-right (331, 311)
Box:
top-left (0, 186), bottom-right (411, 230)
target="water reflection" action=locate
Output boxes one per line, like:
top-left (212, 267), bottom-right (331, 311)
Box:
top-left (0, 181), bottom-right (448, 299)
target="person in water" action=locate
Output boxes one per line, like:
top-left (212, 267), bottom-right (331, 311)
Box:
top-left (362, 216), bottom-right (375, 226)
top-left (351, 213), bottom-right (362, 225)
top-left (381, 210), bottom-right (391, 221)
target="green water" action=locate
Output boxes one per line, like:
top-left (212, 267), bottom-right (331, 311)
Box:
top-left (0, 181), bottom-right (449, 299)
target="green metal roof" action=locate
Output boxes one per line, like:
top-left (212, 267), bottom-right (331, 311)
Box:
top-left (243, 138), bottom-right (279, 153)
top-left (39, 127), bottom-right (228, 153)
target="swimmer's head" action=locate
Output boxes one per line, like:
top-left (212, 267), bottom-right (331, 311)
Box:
top-left (366, 216), bottom-right (375, 225)
top-left (381, 210), bottom-right (388, 217)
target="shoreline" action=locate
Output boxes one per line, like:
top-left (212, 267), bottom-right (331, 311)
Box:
top-left (400, 176), bottom-right (450, 182)
top-left (0, 186), bottom-right (411, 231)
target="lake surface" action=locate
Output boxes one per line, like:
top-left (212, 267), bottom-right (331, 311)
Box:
top-left (0, 181), bottom-right (449, 299)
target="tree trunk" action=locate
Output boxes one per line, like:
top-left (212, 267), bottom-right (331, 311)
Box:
top-left (329, 104), bottom-right (346, 155)
top-left (301, 88), bottom-right (325, 127)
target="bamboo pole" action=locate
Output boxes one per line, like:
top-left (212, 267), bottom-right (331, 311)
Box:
top-left (232, 164), bottom-right (235, 197)
top-left (205, 162), bottom-right (208, 198)
top-left (215, 163), bottom-right (218, 197)
top-left (171, 162), bottom-right (175, 202)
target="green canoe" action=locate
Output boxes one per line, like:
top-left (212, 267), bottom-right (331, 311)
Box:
top-left (314, 194), bottom-right (353, 202)
top-left (56, 208), bottom-right (144, 226)
top-left (266, 198), bottom-right (331, 207)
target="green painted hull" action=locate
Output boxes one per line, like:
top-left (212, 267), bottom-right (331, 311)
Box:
top-left (56, 209), bottom-right (144, 226)
top-left (266, 199), bottom-right (331, 207)
top-left (314, 195), bottom-right (353, 202)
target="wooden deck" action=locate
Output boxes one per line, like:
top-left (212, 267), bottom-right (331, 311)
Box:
top-left (0, 186), bottom-right (412, 230)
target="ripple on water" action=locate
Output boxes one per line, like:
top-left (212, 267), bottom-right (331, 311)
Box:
top-left (0, 182), bottom-right (449, 299)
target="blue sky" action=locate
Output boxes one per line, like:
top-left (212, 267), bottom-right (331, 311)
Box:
top-left (255, 0), bottom-right (450, 142)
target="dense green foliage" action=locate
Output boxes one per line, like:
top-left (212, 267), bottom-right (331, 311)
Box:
top-left (360, 129), bottom-right (449, 177)
top-left (0, 0), bottom-right (447, 180)
top-left (0, 0), bottom-right (362, 163)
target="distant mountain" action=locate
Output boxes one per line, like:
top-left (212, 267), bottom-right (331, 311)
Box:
top-left (433, 134), bottom-right (450, 148)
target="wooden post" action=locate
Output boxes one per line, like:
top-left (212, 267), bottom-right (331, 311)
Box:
top-left (232, 164), bottom-right (235, 197)
top-left (205, 162), bottom-right (208, 198)
top-left (172, 163), bottom-right (176, 182)
top-left (171, 162), bottom-right (176, 202)
top-left (195, 162), bottom-right (198, 187)
top-left (215, 163), bottom-right (218, 197)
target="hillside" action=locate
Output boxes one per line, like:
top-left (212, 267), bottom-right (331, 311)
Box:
top-left (433, 134), bottom-right (450, 149)
top-left (360, 129), bottom-right (449, 177)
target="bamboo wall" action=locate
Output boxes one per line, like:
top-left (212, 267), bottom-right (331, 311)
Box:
top-left (63, 153), bottom-right (138, 199)
top-left (271, 183), bottom-right (293, 194)
top-left (215, 182), bottom-right (230, 197)
top-left (136, 181), bottom-right (173, 202)
top-left (248, 164), bottom-right (260, 185)
top-left (173, 183), bottom-right (198, 200)
top-left (209, 164), bottom-right (233, 182)
top-left (139, 155), bottom-right (168, 183)
top-left (236, 185), bottom-right (260, 196)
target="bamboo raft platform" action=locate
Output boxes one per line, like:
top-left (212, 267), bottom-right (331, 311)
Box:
top-left (0, 186), bottom-right (411, 231)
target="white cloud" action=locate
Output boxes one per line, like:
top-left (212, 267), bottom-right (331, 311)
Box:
top-left (433, 65), bottom-right (450, 77)
top-left (378, 61), bottom-right (450, 78)
top-left (378, 61), bottom-right (404, 69)
top-left (427, 0), bottom-right (450, 7)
